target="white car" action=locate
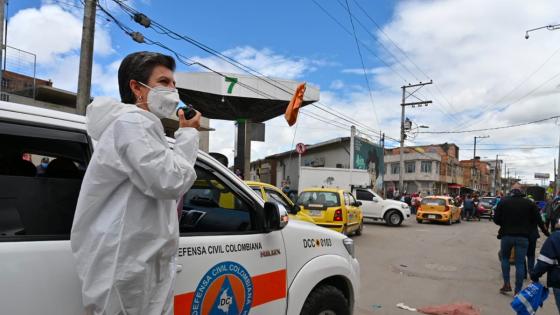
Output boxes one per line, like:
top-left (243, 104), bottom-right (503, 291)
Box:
top-left (0, 101), bottom-right (359, 315)
top-left (353, 188), bottom-right (411, 226)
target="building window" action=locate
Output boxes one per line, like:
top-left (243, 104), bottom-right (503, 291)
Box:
top-left (405, 161), bottom-right (415, 173)
top-left (1, 78), bottom-right (9, 89)
top-left (0, 93), bottom-right (9, 102)
top-left (421, 161), bottom-right (432, 173)
top-left (391, 163), bottom-right (400, 174)
top-left (435, 162), bottom-right (440, 174)
top-left (447, 164), bottom-right (452, 176)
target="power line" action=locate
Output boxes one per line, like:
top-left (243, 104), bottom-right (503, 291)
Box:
top-left (343, 0), bottom-right (379, 129)
top-left (106, 0), bottom-right (404, 143)
top-left (309, 0), bottom-right (409, 83)
top-left (419, 115), bottom-right (560, 134)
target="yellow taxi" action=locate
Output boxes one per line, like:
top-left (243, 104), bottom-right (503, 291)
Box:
top-left (295, 188), bottom-right (363, 236)
top-left (416, 196), bottom-right (461, 225)
top-left (245, 181), bottom-right (316, 224)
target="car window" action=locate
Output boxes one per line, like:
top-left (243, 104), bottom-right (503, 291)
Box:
top-left (356, 189), bottom-right (373, 201)
top-left (297, 191), bottom-right (340, 208)
top-left (0, 121), bottom-right (90, 240)
top-left (264, 188), bottom-right (292, 209)
top-left (250, 186), bottom-right (263, 197)
top-left (343, 193), bottom-right (351, 206)
top-left (421, 198), bottom-right (446, 206)
top-left (347, 193), bottom-right (357, 204)
top-left (180, 165), bottom-right (255, 234)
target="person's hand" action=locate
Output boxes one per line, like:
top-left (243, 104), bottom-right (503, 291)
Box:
top-left (178, 109), bottom-right (201, 129)
top-left (545, 230), bottom-right (551, 237)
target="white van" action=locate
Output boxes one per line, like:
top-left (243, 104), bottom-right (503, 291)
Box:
top-left (0, 102), bottom-right (359, 315)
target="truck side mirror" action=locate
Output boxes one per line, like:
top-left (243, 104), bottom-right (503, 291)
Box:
top-left (264, 202), bottom-right (288, 232)
top-left (353, 201), bottom-right (362, 207)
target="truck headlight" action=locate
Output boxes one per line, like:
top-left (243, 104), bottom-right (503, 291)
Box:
top-left (343, 238), bottom-right (355, 258)
top-left (401, 204), bottom-right (408, 209)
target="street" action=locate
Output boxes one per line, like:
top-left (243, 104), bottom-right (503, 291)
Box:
top-left (353, 218), bottom-right (557, 315)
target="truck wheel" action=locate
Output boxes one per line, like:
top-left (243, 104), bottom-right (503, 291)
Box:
top-left (301, 285), bottom-right (350, 315)
top-left (385, 210), bottom-right (403, 227)
top-left (355, 220), bottom-right (363, 236)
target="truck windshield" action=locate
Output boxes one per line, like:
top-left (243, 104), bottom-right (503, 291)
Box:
top-left (297, 191), bottom-right (340, 208)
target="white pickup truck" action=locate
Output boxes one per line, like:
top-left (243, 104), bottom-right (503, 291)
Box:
top-left (299, 167), bottom-right (410, 226)
top-left (0, 102), bottom-right (359, 315)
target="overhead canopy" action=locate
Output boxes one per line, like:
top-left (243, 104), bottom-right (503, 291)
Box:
top-left (175, 72), bottom-right (320, 122)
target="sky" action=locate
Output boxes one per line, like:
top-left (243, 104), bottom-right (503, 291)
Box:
top-left (6, 0), bottom-right (560, 185)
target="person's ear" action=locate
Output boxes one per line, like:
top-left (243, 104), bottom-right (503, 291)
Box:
top-left (129, 80), bottom-right (143, 103)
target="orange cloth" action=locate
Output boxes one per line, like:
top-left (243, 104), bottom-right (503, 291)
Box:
top-left (284, 83), bottom-right (306, 126)
top-left (418, 303), bottom-right (480, 315)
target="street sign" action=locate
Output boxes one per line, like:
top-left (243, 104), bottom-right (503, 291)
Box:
top-left (535, 173), bottom-right (550, 179)
top-left (296, 143), bottom-right (307, 154)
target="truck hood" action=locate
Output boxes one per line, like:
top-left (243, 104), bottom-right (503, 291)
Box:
top-left (383, 199), bottom-right (408, 208)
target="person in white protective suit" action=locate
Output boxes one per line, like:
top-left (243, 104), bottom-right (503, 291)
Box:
top-left (71, 51), bottom-right (201, 315)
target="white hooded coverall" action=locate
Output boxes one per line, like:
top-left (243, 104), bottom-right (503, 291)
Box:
top-left (70, 97), bottom-right (198, 315)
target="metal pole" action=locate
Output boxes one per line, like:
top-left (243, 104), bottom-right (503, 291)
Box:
top-left (0, 0), bottom-right (5, 97)
top-left (472, 136), bottom-right (477, 191)
top-left (494, 154), bottom-right (498, 195)
top-left (381, 132), bottom-right (385, 197)
top-left (557, 137), bottom-right (560, 195)
top-left (350, 125), bottom-right (355, 169)
top-left (399, 86), bottom-right (405, 194)
top-left (76, 0), bottom-right (97, 115)
top-left (32, 53), bottom-right (36, 99)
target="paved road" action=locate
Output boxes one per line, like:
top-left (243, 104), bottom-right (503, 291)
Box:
top-left (353, 217), bottom-right (557, 315)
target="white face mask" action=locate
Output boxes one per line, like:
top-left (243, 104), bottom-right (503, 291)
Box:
top-left (139, 82), bottom-right (180, 119)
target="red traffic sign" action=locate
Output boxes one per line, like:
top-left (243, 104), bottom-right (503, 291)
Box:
top-left (296, 143), bottom-right (307, 154)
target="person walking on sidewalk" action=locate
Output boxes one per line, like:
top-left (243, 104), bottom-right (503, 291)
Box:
top-left (494, 187), bottom-right (543, 295)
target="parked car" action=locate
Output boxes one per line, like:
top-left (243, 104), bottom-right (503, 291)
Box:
top-left (245, 181), bottom-right (316, 224)
top-left (417, 196), bottom-right (462, 225)
top-left (0, 101), bottom-right (360, 315)
top-left (296, 188), bottom-right (363, 236)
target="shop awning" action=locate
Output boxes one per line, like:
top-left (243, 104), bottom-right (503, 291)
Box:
top-left (448, 184), bottom-right (463, 189)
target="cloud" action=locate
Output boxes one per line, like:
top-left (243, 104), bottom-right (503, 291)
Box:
top-left (192, 46), bottom-right (317, 80)
top-left (7, 2), bottom-right (117, 95)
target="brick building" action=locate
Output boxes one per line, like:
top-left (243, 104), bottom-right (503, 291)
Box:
top-left (460, 158), bottom-right (492, 194)
top-left (384, 143), bottom-right (464, 195)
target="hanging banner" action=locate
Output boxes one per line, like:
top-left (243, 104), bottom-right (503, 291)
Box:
top-left (353, 137), bottom-right (384, 191)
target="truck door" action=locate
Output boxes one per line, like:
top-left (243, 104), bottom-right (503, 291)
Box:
top-left (0, 120), bottom-right (91, 315)
top-left (355, 189), bottom-right (382, 219)
top-left (174, 162), bottom-right (288, 315)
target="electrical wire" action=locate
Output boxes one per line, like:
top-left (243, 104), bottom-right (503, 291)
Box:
top-left (109, 0), bottom-right (405, 142)
top-left (419, 115), bottom-right (560, 134)
top-left (343, 0), bottom-right (379, 128)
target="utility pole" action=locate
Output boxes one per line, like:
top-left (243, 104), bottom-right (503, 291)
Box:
top-left (381, 132), bottom-right (385, 197)
top-left (399, 81), bottom-right (433, 194)
top-left (0, 0), bottom-right (5, 98)
top-left (76, 0), bottom-right (97, 115)
top-left (472, 135), bottom-right (489, 192)
top-left (557, 137), bottom-right (560, 195)
top-left (494, 154), bottom-right (498, 195)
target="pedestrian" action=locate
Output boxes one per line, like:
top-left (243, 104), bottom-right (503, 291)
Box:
top-left (70, 51), bottom-right (201, 315)
top-left (530, 230), bottom-right (560, 312)
top-left (494, 187), bottom-right (543, 295)
top-left (463, 194), bottom-right (474, 220)
top-left (473, 194), bottom-right (481, 221)
top-left (545, 195), bottom-right (560, 232)
top-left (525, 195), bottom-right (550, 278)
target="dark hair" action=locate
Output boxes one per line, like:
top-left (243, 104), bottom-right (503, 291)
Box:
top-left (118, 51), bottom-right (176, 104)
